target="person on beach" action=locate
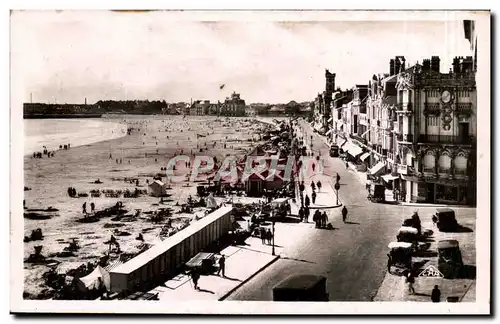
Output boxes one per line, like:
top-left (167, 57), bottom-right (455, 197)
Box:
top-left (90, 202), bottom-right (95, 213)
top-left (82, 202), bottom-right (87, 214)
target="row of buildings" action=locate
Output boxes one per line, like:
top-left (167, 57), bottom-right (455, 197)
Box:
top-left (183, 92), bottom-right (247, 117)
top-left (312, 20), bottom-right (478, 206)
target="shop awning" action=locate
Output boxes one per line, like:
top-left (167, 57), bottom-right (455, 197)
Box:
top-left (381, 174), bottom-right (399, 182)
top-left (369, 161), bottom-right (386, 175)
top-left (360, 152), bottom-right (371, 161)
top-left (347, 143), bottom-right (363, 157)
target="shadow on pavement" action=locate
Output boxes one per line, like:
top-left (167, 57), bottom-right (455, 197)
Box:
top-left (439, 225), bottom-right (474, 233)
top-left (281, 256), bottom-right (315, 264)
top-left (221, 276), bottom-right (242, 282)
top-left (459, 265), bottom-right (476, 279)
top-left (345, 221), bottom-right (360, 225)
top-left (197, 288), bottom-right (215, 294)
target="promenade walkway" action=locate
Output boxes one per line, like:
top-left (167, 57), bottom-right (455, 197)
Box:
top-left (150, 231), bottom-right (281, 301)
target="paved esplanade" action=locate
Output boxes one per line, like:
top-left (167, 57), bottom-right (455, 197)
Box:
top-left (226, 120), bottom-right (427, 301)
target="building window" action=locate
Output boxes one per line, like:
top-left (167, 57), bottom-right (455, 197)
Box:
top-left (438, 154), bottom-right (451, 173)
top-left (423, 154), bottom-right (435, 172)
top-left (454, 155), bottom-right (468, 174)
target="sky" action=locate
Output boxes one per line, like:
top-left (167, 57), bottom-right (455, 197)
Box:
top-left (11, 11), bottom-right (473, 105)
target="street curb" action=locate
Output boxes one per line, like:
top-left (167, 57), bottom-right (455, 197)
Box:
top-left (218, 255), bottom-right (281, 301)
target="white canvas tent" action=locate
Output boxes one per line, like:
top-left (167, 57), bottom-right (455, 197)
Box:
top-left (149, 180), bottom-right (167, 197)
top-left (77, 265), bottom-right (110, 293)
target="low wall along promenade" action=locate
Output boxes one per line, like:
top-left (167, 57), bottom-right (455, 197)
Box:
top-left (109, 205), bottom-right (234, 293)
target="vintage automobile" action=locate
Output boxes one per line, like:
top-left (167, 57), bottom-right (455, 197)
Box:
top-left (273, 275), bottom-right (329, 301)
top-left (387, 241), bottom-right (413, 272)
top-left (329, 144), bottom-right (340, 157)
top-left (367, 184), bottom-right (386, 203)
top-left (396, 226), bottom-right (419, 243)
top-left (437, 240), bottom-right (464, 279)
top-left (435, 208), bottom-right (458, 232)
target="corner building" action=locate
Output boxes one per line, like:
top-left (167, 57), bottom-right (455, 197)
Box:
top-left (394, 56), bottom-right (476, 205)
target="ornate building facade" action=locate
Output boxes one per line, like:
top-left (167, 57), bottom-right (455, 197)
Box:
top-left (221, 92), bottom-right (246, 117)
top-left (393, 56), bottom-right (476, 205)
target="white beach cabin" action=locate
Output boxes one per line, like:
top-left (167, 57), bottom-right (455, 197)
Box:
top-left (148, 180), bottom-right (167, 197)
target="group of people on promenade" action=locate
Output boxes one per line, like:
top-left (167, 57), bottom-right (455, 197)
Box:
top-left (259, 228), bottom-right (274, 245)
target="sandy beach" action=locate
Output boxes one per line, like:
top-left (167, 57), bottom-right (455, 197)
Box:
top-left (23, 115), bottom-right (273, 299)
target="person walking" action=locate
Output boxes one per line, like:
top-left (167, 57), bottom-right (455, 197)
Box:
top-left (260, 228), bottom-right (266, 245)
top-left (317, 181), bottom-right (322, 192)
top-left (311, 181), bottom-right (316, 192)
top-left (345, 161), bottom-right (349, 169)
top-left (312, 191), bottom-right (317, 204)
top-left (191, 269), bottom-right (200, 290)
top-left (217, 255), bottom-right (226, 277)
top-left (321, 211), bottom-right (328, 228)
top-left (431, 285), bottom-right (441, 302)
top-left (82, 202), bottom-right (87, 214)
top-left (305, 195), bottom-right (310, 208)
top-left (298, 206), bottom-right (304, 222)
top-left (342, 206), bottom-right (348, 223)
top-left (266, 228), bottom-right (273, 245)
top-left (406, 272), bottom-right (416, 295)
top-left (304, 207), bottom-right (310, 223)
top-left (336, 173), bottom-right (341, 183)
top-left (90, 202), bottom-right (95, 213)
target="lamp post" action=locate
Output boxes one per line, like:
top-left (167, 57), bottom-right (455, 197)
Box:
top-left (334, 181), bottom-right (340, 206)
top-left (272, 221), bottom-right (276, 256)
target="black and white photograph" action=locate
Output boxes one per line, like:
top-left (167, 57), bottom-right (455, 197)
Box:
top-left (9, 9), bottom-right (490, 314)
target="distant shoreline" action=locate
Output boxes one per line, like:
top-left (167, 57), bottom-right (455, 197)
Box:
top-left (23, 114), bottom-right (103, 119)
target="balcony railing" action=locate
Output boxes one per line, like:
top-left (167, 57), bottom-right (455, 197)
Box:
top-left (423, 103), bottom-right (441, 115)
top-left (397, 134), bottom-right (413, 143)
top-left (456, 103), bottom-right (473, 114)
top-left (350, 134), bottom-right (367, 145)
top-left (396, 102), bottom-right (413, 113)
top-left (418, 134), bottom-right (475, 145)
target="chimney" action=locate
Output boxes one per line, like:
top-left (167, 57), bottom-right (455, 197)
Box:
top-left (452, 57), bottom-right (460, 74)
top-left (423, 59), bottom-right (431, 72)
top-left (389, 59), bottom-right (395, 76)
top-left (431, 56), bottom-right (440, 73)
top-left (394, 58), bottom-right (401, 75)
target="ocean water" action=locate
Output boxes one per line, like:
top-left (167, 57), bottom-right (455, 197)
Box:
top-left (24, 118), bottom-right (128, 155)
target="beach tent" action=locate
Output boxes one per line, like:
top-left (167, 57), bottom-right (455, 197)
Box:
top-left (206, 193), bottom-right (217, 209)
top-left (77, 265), bottom-right (110, 293)
top-left (149, 180), bottom-right (167, 197)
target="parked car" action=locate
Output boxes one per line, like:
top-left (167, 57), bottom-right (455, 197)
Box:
top-left (329, 144), bottom-right (340, 157)
top-left (435, 208), bottom-right (458, 232)
top-left (273, 275), bottom-right (329, 301)
top-left (437, 240), bottom-right (463, 279)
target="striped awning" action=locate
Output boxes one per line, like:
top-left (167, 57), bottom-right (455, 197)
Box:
top-left (360, 152), bottom-right (371, 161)
top-left (369, 161), bottom-right (386, 176)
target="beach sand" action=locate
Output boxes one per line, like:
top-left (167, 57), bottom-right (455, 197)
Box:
top-left (22, 115), bottom-right (273, 299)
